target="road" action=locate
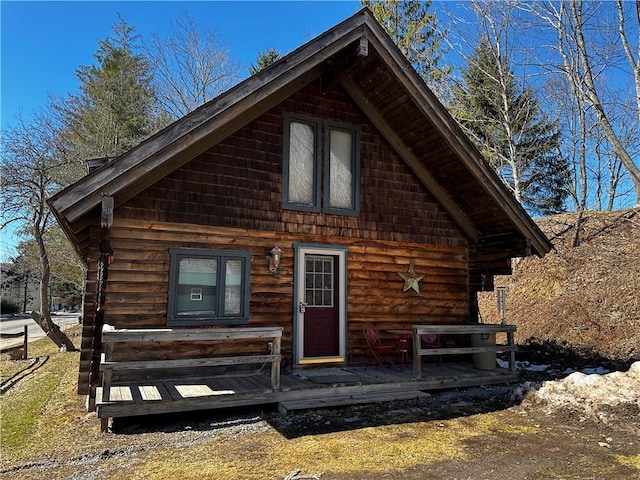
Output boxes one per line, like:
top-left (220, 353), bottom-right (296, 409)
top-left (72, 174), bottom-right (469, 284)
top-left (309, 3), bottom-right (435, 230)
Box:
top-left (0, 313), bottom-right (80, 351)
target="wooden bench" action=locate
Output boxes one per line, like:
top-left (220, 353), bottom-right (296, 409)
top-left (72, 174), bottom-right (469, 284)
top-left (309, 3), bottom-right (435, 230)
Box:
top-left (99, 324), bottom-right (282, 431)
top-left (412, 324), bottom-right (517, 380)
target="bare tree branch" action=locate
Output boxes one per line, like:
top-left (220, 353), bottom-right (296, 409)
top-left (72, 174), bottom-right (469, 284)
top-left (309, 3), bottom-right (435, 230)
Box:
top-left (145, 12), bottom-right (242, 119)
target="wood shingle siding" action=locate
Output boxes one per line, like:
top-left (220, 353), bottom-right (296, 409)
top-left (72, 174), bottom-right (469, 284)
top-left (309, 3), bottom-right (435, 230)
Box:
top-left (120, 82), bottom-right (467, 247)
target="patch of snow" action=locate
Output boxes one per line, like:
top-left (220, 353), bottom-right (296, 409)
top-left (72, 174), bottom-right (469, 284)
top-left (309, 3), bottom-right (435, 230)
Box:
top-left (534, 361), bottom-right (640, 417)
top-left (581, 366), bottom-right (610, 375)
top-left (496, 359), bottom-right (550, 371)
top-left (525, 363), bottom-right (552, 372)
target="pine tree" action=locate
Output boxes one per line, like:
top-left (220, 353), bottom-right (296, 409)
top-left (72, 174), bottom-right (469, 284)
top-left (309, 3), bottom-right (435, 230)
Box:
top-left (361, 0), bottom-right (449, 84)
top-left (249, 47), bottom-right (283, 75)
top-left (451, 40), bottom-right (568, 215)
top-left (58, 16), bottom-right (159, 161)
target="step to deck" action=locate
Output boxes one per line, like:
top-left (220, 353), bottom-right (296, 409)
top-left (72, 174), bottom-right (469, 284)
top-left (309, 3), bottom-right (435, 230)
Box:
top-left (278, 390), bottom-right (429, 415)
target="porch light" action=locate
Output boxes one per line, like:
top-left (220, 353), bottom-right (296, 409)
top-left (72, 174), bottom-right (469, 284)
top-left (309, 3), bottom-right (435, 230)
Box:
top-left (268, 245), bottom-right (283, 274)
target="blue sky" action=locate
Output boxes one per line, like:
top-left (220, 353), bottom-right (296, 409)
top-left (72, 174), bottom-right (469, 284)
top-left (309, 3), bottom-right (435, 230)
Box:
top-left (1, 1), bottom-right (363, 129)
top-left (0, 0), bottom-right (365, 260)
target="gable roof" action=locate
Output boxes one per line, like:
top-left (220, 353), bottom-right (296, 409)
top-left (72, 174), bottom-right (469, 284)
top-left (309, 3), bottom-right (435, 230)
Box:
top-left (49, 8), bottom-right (551, 257)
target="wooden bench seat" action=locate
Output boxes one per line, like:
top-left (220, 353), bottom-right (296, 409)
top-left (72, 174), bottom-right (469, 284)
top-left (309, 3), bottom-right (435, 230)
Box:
top-left (98, 324), bottom-right (283, 431)
top-left (100, 354), bottom-right (281, 371)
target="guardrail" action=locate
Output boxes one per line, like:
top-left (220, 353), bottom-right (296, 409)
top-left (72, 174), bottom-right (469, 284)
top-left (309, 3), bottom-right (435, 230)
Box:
top-left (0, 325), bottom-right (28, 359)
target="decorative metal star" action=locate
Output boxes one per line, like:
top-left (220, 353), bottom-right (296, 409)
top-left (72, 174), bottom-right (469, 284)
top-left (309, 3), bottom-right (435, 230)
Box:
top-left (398, 261), bottom-right (425, 295)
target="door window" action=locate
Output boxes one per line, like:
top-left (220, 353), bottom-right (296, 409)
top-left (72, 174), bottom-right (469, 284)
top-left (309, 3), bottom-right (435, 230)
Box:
top-left (305, 255), bottom-right (334, 306)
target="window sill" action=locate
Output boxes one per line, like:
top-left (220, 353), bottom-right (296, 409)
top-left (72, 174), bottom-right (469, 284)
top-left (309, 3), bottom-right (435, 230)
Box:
top-left (167, 317), bottom-right (250, 327)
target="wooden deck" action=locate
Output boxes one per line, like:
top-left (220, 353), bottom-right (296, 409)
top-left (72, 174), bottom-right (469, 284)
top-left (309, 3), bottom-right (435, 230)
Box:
top-left (96, 362), bottom-right (519, 422)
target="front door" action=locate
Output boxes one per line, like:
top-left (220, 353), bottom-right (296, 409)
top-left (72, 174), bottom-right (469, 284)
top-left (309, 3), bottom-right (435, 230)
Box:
top-left (294, 245), bottom-right (347, 364)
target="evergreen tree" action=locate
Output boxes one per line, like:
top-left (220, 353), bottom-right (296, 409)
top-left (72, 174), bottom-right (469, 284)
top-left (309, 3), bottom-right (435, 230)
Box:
top-left (451, 40), bottom-right (568, 215)
top-left (361, 0), bottom-right (449, 84)
top-left (58, 16), bottom-right (159, 161)
top-left (249, 47), bottom-right (283, 75)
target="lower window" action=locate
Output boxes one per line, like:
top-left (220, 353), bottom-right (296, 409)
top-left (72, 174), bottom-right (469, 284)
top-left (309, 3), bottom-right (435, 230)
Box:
top-left (167, 248), bottom-right (251, 325)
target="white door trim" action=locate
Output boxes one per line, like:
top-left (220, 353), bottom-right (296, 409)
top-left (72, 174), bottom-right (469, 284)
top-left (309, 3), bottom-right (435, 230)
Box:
top-left (293, 244), bottom-right (347, 365)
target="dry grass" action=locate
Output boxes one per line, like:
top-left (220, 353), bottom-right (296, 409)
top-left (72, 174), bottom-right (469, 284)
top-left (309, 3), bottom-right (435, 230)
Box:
top-left (479, 208), bottom-right (640, 361)
top-left (1, 334), bottom-right (543, 479)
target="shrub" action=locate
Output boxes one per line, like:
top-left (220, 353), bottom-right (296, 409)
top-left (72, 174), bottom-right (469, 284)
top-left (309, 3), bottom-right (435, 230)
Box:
top-left (1, 299), bottom-right (21, 314)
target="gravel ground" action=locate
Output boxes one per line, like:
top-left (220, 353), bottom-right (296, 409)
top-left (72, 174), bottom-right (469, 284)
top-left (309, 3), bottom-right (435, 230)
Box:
top-left (3, 360), bottom-right (638, 479)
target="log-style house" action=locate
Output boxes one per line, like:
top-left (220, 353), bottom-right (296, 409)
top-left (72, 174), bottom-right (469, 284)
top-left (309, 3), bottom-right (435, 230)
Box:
top-left (49, 9), bottom-right (551, 425)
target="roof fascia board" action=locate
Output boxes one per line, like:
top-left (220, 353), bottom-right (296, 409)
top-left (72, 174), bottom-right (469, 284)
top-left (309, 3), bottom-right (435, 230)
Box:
top-left (361, 19), bottom-right (551, 255)
top-left (58, 66), bottom-right (325, 224)
top-left (50, 18), bottom-right (369, 225)
top-left (341, 77), bottom-right (478, 242)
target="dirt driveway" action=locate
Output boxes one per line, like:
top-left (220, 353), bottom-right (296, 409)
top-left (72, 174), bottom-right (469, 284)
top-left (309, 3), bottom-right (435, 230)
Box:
top-left (3, 379), bottom-right (638, 480)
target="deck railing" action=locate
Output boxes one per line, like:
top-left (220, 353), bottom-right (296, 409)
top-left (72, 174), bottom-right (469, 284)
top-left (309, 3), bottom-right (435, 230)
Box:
top-left (99, 324), bottom-right (282, 431)
top-left (0, 325), bottom-right (28, 359)
top-left (412, 324), bottom-right (517, 380)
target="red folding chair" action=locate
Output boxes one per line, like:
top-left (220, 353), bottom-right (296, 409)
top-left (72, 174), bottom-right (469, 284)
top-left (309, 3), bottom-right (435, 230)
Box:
top-left (363, 322), bottom-right (397, 373)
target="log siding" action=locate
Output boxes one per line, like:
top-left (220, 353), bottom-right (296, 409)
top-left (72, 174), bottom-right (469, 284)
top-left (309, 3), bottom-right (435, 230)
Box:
top-left (77, 217), bottom-right (469, 393)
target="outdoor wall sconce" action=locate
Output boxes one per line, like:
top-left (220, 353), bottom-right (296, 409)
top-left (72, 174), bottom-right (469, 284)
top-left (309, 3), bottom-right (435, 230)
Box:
top-left (268, 245), bottom-right (282, 274)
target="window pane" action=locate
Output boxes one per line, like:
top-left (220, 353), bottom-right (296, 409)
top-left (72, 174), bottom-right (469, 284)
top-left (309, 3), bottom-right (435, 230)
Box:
top-left (329, 129), bottom-right (353, 209)
top-left (177, 258), bottom-right (217, 316)
top-left (304, 255), bottom-right (334, 307)
top-left (288, 122), bottom-right (315, 205)
top-left (224, 259), bottom-right (243, 315)
top-left (178, 258), bottom-right (217, 285)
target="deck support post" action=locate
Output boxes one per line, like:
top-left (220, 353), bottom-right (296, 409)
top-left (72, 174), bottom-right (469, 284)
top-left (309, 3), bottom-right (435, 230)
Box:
top-left (413, 328), bottom-right (422, 380)
top-left (88, 194), bottom-right (114, 412)
top-left (507, 330), bottom-right (516, 371)
top-left (271, 336), bottom-right (281, 391)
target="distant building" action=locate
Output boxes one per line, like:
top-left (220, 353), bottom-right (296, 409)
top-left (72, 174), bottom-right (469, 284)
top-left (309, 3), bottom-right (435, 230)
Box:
top-left (0, 263), bottom-right (40, 313)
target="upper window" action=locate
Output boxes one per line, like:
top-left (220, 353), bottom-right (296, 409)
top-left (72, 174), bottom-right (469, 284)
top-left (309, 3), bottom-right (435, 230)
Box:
top-left (167, 248), bottom-right (251, 326)
top-left (283, 115), bottom-right (360, 215)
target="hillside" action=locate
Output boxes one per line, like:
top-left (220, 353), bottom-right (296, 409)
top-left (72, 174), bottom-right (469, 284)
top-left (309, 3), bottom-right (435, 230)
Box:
top-left (479, 208), bottom-right (640, 363)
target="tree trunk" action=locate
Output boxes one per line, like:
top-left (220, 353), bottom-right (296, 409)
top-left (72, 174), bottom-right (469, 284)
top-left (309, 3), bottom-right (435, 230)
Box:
top-left (30, 311), bottom-right (76, 352)
top-left (570, 0), bottom-right (640, 204)
top-left (33, 215), bottom-right (77, 352)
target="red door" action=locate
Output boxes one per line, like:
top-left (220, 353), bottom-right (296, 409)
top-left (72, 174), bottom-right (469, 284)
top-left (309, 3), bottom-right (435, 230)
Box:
top-left (302, 254), bottom-right (339, 357)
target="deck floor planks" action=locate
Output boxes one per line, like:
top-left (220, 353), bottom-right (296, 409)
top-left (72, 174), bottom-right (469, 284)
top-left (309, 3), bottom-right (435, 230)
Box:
top-left (96, 363), bottom-right (519, 421)
top-left (137, 384), bottom-right (163, 401)
top-left (173, 382), bottom-right (216, 398)
top-left (231, 374), bottom-right (272, 394)
top-left (160, 380), bottom-right (185, 401)
top-left (226, 376), bottom-right (257, 394)
top-left (205, 376), bottom-right (239, 395)
top-left (113, 386), bottom-right (133, 402)
top-left (279, 373), bottom-right (315, 391)
top-left (350, 367), bottom-right (405, 383)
